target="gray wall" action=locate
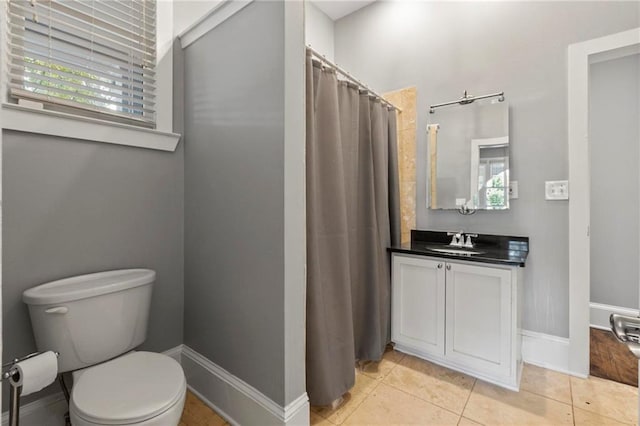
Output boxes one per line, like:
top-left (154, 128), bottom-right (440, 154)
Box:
top-left (590, 54), bottom-right (640, 309)
top-left (183, 1), bottom-right (288, 405)
top-left (2, 130), bottom-right (184, 409)
top-left (305, 2), bottom-right (335, 60)
top-left (334, 1), bottom-right (640, 337)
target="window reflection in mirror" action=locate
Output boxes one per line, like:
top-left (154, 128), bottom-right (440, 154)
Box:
top-left (428, 99), bottom-right (509, 210)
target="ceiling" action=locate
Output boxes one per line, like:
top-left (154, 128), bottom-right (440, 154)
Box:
top-left (310, 1), bottom-right (377, 21)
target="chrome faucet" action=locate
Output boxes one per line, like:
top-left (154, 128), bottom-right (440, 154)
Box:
top-left (447, 231), bottom-right (478, 248)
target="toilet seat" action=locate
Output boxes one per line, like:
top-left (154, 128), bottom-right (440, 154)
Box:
top-left (70, 352), bottom-right (186, 425)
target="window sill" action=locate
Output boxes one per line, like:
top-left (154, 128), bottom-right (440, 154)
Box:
top-left (1, 103), bottom-right (181, 152)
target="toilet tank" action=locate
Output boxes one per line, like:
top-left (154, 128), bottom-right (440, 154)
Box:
top-left (23, 269), bottom-right (155, 373)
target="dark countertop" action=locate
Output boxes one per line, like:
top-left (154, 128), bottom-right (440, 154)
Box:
top-left (388, 230), bottom-right (529, 267)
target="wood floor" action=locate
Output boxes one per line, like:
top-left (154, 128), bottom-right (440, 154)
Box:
top-left (590, 327), bottom-right (638, 387)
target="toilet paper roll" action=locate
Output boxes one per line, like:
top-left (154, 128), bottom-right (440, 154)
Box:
top-left (9, 351), bottom-right (58, 396)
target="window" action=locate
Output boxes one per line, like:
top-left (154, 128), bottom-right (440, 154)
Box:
top-left (478, 158), bottom-right (508, 209)
top-left (6, 0), bottom-right (156, 127)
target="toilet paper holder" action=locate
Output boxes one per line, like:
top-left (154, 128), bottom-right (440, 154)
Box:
top-left (2, 351), bottom-right (59, 380)
top-left (2, 351), bottom-right (59, 426)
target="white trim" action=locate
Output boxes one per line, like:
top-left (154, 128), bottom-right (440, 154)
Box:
top-left (521, 330), bottom-right (578, 377)
top-left (162, 344), bottom-right (184, 363)
top-left (590, 43), bottom-right (640, 65)
top-left (1, 103), bottom-right (181, 152)
top-left (181, 345), bottom-right (309, 426)
top-left (283, 0), bottom-right (308, 411)
top-left (283, 393), bottom-right (311, 425)
top-left (182, 345), bottom-right (283, 418)
top-left (155, 0), bottom-right (174, 134)
top-left (568, 27), bottom-right (640, 378)
top-left (590, 303), bottom-right (639, 331)
top-left (178, 0), bottom-right (253, 49)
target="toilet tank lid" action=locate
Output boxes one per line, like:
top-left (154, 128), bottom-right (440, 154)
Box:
top-left (23, 269), bottom-right (155, 305)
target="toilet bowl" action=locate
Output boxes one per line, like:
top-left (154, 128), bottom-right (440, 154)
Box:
top-left (70, 352), bottom-right (186, 426)
top-left (23, 269), bottom-right (186, 426)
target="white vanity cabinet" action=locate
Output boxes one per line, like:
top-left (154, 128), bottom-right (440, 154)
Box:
top-left (391, 252), bottom-right (523, 390)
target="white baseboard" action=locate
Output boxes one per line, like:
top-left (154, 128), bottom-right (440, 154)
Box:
top-left (163, 344), bottom-right (184, 363)
top-left (521, 329), bottom-right (577, 376)
top-left (1, 345), bottom-right (187, 426)
top-left (181, 345), bottom-right (309, 426)
top-left (590, 302), bottom-right (638, 331)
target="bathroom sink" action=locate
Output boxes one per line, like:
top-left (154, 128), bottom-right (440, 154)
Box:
top-left (427, 247), bottom-right (486, 255)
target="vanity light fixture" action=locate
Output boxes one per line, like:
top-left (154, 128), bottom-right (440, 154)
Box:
top-left (429, 90), bottom-right (505, 114)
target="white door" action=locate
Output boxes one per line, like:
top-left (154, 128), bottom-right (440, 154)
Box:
top-left (392, 254), bottom-right (445, 356)
top-left (445, 262), bottom-right (512, 377)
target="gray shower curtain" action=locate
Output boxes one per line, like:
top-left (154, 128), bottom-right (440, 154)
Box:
top-left (306, 53), bottom-right (401, 406)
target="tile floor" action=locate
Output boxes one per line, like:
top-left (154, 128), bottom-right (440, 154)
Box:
top-left (311, 350), bottom-right (638, 426)
top-left (181, 349), bottom-right (639, 426)
top-left (180, 391), bottom-right (229, 426)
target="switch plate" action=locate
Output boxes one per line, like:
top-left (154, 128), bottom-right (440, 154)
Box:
top-left (509, 181), bottom-right (519, 199)
top-left (545, 180), bottom-right (569, 200)
top-left (455, 198), bottom-right (466, 206)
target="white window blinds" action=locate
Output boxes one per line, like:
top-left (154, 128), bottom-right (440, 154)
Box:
top-left (6, 0), bottom-right (156, 127)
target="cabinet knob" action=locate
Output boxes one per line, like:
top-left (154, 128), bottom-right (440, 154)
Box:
top-left (446, 264), bottom-right (452, 271)
top-left (437, 263), bottom-right (443, 269)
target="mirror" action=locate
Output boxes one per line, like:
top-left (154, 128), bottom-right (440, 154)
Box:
top-left (427, 99), bottom-right (509, 211)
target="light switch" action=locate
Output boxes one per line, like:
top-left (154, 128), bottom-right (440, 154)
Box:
top-left (509, 181), bottom-right (519, 199)
top-left (545, 180), bottom-right (569, 200)
top-left (455, 198), bottom-right (466, 206)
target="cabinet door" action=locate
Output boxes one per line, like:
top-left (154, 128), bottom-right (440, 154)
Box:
top-left (445, 262), bottom-right (512, 377)
top-left (392, 254), bottom-right (446, 356)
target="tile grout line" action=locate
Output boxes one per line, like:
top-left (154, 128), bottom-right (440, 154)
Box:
top-left (314, 354), bottom-right (405, 425)
top-left (383, 353), bottom-right (476, 418)
top-left (569, 376), bottom-right (576, 426)
top-left (338, 373), bottom-right (384, 425)
top-left (341, 353), bottom-right (428, 425)
top-left (460, 378), bottom-right (477, 419)
top-left (519, 372), bottom-right (574, 406)
top-left (380, 376), bottom-right (468, 418)
top-left (514, 367), bottom-right (576, 408)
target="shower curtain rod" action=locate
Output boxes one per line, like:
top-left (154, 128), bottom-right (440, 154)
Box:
top-left (429, 90), bottom-right (505, 114)
top-left (307, 46), bottom-right (402, 112)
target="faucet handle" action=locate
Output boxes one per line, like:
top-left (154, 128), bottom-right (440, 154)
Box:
top-left (447, 231), bottom-right (463, 246)
top-left (464, 234), bottom-right (478, 248)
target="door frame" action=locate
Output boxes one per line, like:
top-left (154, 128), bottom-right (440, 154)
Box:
top-left (568, 27), bottom-right (640, 377)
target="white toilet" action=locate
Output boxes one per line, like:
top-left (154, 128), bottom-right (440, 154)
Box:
top-left (23, 269), bottom-right (186, 426)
